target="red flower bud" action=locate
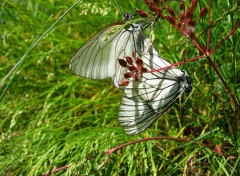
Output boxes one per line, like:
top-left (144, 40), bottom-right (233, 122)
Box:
top-left (118, 59), bottom-right (128, 67)
top-left (189, 0), bottom-right (198, 12)
top-left (128, 66), bottom-right (137, 72)
top-left (118, 80), bottom-right (129, 86)
top-left (156, 7), bottom-right (162, 15)
top-left (168, 6), bottom-right (175, 17)
top-left (125, 56), bottom-right (133, 65)
top-left (200, 6), bottom-right (208, 18)
top-left (136, 9), bottom-right (148, 17)
top-left (124, 72), bottom-right (133, 78)
top-left (146, 1), bottom-right (155, 8)
top-left (136, 57), bottom-right (143, 66)
top-left (180, 1), bottom-right (185, 12)
top-left (180, 9), bottom-right (185, 21)
top-left (141, 67), bottom-right (148, 73)
top-left (167, 16), bottom-right (175, 25)
top-left (149, 4), bottom-right (157, 13)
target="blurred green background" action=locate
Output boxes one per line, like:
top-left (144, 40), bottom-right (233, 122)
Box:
top-left (0, 0), bottom-right (239, 175)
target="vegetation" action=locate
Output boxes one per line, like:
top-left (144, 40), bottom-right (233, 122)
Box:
top-left (0, 0), bottom-right (239, 175)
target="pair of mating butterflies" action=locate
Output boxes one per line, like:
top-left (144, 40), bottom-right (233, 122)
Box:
top-left (69, 14), bottom-right (192, 135)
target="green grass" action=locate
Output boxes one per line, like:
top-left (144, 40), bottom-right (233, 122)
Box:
top-left (0, 0), bottom-right (239, 175)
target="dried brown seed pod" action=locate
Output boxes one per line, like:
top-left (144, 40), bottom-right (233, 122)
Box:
top-left (118, 59), bottom-right (128, 67)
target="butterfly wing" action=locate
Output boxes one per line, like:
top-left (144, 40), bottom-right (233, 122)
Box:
top-left (70, 21), bottom-right (158, 87)
top-left (69, 24), bottom-right (124, 79)
top-left (118, 54), bottom-right (191, 135)
top-left (113, 23), bottom-right (158, 88)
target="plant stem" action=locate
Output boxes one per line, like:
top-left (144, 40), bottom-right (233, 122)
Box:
top-left (103, 137), bottom-right (209, 155)
top-left (42, 165), bottom-right (68, 176)
top-left (173, 25), bottom-right (239, 106)
top-left (207, 0), bottom-right (212, 52)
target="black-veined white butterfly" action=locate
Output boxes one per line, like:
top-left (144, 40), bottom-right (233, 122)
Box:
top-left (69, 13), bottom-right (157, 88)
top-left (117, 53), bottom-right (192, 135)
top-left (69, 13), bottom-right (192, 135)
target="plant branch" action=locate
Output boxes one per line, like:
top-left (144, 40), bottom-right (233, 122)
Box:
top-left (103, 137), bottom-right (209, 155)
top-left (207, 0), bottom-right (211, 52)
top-left (148, 55), bottom-right (206, 73)
top-left (210, 23), bottom-right (240, 55)
top-left (171, 12), bottom-right (239, 106)
top-left (42, 165), bottom-right (69, 176)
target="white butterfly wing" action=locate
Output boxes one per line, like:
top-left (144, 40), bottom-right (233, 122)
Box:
top-left (118, 54), bottom-right (191, 135)
top-left (118, 97), bottom-right (160, 135)
top-left (113, 24), bottom-right (158, 88)
top-left (69, 24), bottom-right (124, 79)
top-left (69, 21), bottom-right (158, 87)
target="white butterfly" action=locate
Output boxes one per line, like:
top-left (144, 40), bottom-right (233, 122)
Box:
top-left (69, 14), bottom-right (157, 88)
top-left (117, 53), bottom-right (192, 135)
top-left (69, 14), bottom-right (192, 135)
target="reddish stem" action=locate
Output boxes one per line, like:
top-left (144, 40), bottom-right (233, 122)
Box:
top-left (150, 22), bottom-right (239, 74)
top-left (204, 1), bottom-right (238, 105)
top-left (172, 15), bottom-right (239, 106)
top-left (148, 55), bottom-right (205, 73)
top-left (210, 23), bottom-right (240, 55)
top-left (42, 165), bottom-right (69, 176)
top-left (103, 137), bottom-right (209, 155)
top-left (207, 0), bottom-right (211, 52)
top-left (206, 56), bottom-right (239, 106)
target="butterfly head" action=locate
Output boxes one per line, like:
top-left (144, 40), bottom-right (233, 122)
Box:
top-left (180, 70), bottom-right (192, 93)
top-left (123, 13), bottom-right (134, 21)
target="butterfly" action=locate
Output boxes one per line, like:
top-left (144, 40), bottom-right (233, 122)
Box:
top-left (69, 13), bottom-right (192, 135)
top-left (69, 13), bottom-right (157, 88)
top-left (117, 53), bottom-right (192, 135)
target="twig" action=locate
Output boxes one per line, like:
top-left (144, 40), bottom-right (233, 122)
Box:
top-left (103, 137), bottom-right (209, 155)
top-left (42, 165), bottom-right (69, 176)
top-left (148, 55), bottom-right (206, 73)
top-left (42, 135), bottom-right (225, 175)
top-left (210, 23), bottom-right (240, 55)
top-left (207, 0), bottom-right (211, 52)
top-left (169, 3), bottom-right (240, 106)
